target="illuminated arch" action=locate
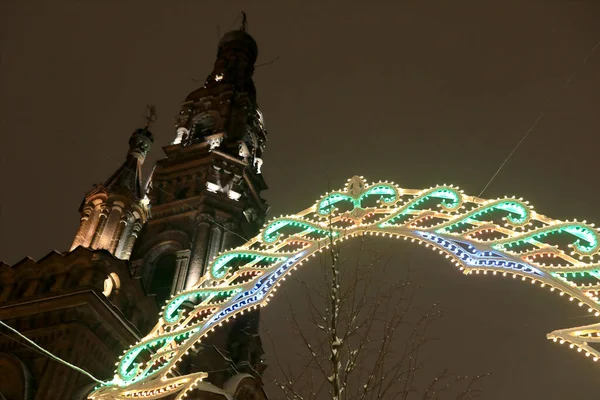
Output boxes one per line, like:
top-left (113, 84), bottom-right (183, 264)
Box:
top-left (90, 176), bottom-right (600, 399)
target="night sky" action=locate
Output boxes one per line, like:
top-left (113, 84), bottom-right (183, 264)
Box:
top-left (1, 1), bottom-right (600, 398)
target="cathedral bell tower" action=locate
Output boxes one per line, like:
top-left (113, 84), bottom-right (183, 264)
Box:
top-left (130, 24), bottom-right (269, 307)
top-left (127, 23), bottom-right (270, 393)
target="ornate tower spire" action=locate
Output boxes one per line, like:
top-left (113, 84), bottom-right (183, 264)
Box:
top-left (70, 124), bottom-right (154, 259)
top-left (127, 21), bottom-right (269, 391)
top-left (134, 21), bottom-right (269, 296)
top-left (172, 17), bottom-right (267, 176)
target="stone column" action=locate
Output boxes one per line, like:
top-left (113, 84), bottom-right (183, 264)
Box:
top-left (97, 205), bottom-right (122, 250)
top-left (90, 205), bottom-right (110, 249)
top-left (120, 221), bottom-right (143, 260)
top-left (82, 204), bottom-right (102, 247)
top-left (173, 249), bottom-right (191, 292)
top-left (220, 221), bottom-right (242, 253)
top-left (207, 223), bottom-right (223, 273)
top-left (115, 211), bottom-right (134, 259)
top-left (71, 205), bottom-right (94, 251)
top-left (186, 214), bottom-right (211, 289)
top-left (109, 210), bottom-right (131, 257)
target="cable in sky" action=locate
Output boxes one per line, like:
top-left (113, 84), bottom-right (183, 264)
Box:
top-left (478, 36), bottom-right (600, 198)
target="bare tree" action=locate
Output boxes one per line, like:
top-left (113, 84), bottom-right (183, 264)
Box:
top-left (265, 231), bottom-right (487, 400)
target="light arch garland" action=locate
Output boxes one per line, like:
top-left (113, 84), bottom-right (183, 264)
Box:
top-left (90, 176), bottom-right (600, 399)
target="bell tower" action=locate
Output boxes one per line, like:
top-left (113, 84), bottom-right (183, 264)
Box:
top-left (127, 23), bottom-right (270, 393)
top-left (130, 23), bottom-right (268, 306)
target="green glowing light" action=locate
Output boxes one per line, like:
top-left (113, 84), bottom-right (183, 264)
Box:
top-left (380, 187), bottom-right (461, 227)
top-left (317, 184), bottom-right (398, 216)
top-left (211, 252), bottom-right (288, 279)
top-left (437, 200), bottom-right (530, 233)
top-left (317, 193), bottom-right (356, 215)
top-left (263, 219), bottom-right (333, 243)
top-left (164, 288), bottom-right (242, 324)
top-left (492, 224), bottom-right (599, 255)
top-left (118, 327), bottom-right (199, 383)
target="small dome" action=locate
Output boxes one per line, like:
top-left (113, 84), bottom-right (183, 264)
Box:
top-left (217, 30), bottom-right (258, 62)
top-left (132, 127), bottom-right (154, 143)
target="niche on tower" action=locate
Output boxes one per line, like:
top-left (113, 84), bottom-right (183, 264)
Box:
top-left (138, 229), bottom-right (192, 306)
top-left (149, 253), bottom-right (178, 306)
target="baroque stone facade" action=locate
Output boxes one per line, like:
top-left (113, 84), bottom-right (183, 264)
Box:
top-left (0, 248), bottom-right (157, 399)
top-left (0, 23), bottom-right (269, 400)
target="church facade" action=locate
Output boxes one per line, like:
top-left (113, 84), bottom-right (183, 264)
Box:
top-left (0, 25), bottom-right (269, 400)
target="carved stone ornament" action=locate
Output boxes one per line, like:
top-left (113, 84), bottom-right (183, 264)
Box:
top-left (238, 142), bottom-right (250, 158)
top-left (205, 133), bottom-right (224, 150)
top-left (253, 157), bottom-right (263, 174)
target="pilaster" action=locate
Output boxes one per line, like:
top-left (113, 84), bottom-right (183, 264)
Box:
top-left (187, 214), bottom-right (212, 289)
top-left (90, 206), bottom-right (110, 249)
top-left (71, 205), bottom-right (94, 250)
top-left (173, 250), bottom-right (191, 293)
top-left (207, 224), bottom-right (223, 268)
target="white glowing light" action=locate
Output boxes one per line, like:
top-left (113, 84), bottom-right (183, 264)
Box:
top-left (90, 175), bottom-right (600, 400)
top-left (254, 157), bottom-right (263, 174)
top-left (172, 127), bottom-right (188, 145)
top-left (206, 182), bottom-right (219, 193)
top-left (228, 190), bottom-right (241, 201)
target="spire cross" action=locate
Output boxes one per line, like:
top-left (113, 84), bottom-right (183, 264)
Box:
top-left (241, 11), bottom-right (248, 32)
top-left (143, 104), bottom-right (157, 129)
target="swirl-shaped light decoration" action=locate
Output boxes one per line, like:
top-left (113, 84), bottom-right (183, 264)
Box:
top-left (89, 176), bottom-right (600, 400)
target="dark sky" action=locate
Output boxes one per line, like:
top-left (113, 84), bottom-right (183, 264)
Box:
top-left (1, 0), bottom-right (600, 398)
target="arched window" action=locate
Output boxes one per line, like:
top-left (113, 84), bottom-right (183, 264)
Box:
top-left (150, 254), bottom-right (177, 306)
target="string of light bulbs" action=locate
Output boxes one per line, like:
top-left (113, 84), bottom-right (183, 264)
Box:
top-left (89, 176), bottom-right (600, 400)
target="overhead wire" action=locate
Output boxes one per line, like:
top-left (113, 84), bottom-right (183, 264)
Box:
top-left (478, 37), bottom-right (600, 198)
top-left (0, 320), bottom-right (106, 384)
top-left (0, 321), bottom-right (260, 390)
top-left (0, 327), bottom-right (55, 359)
